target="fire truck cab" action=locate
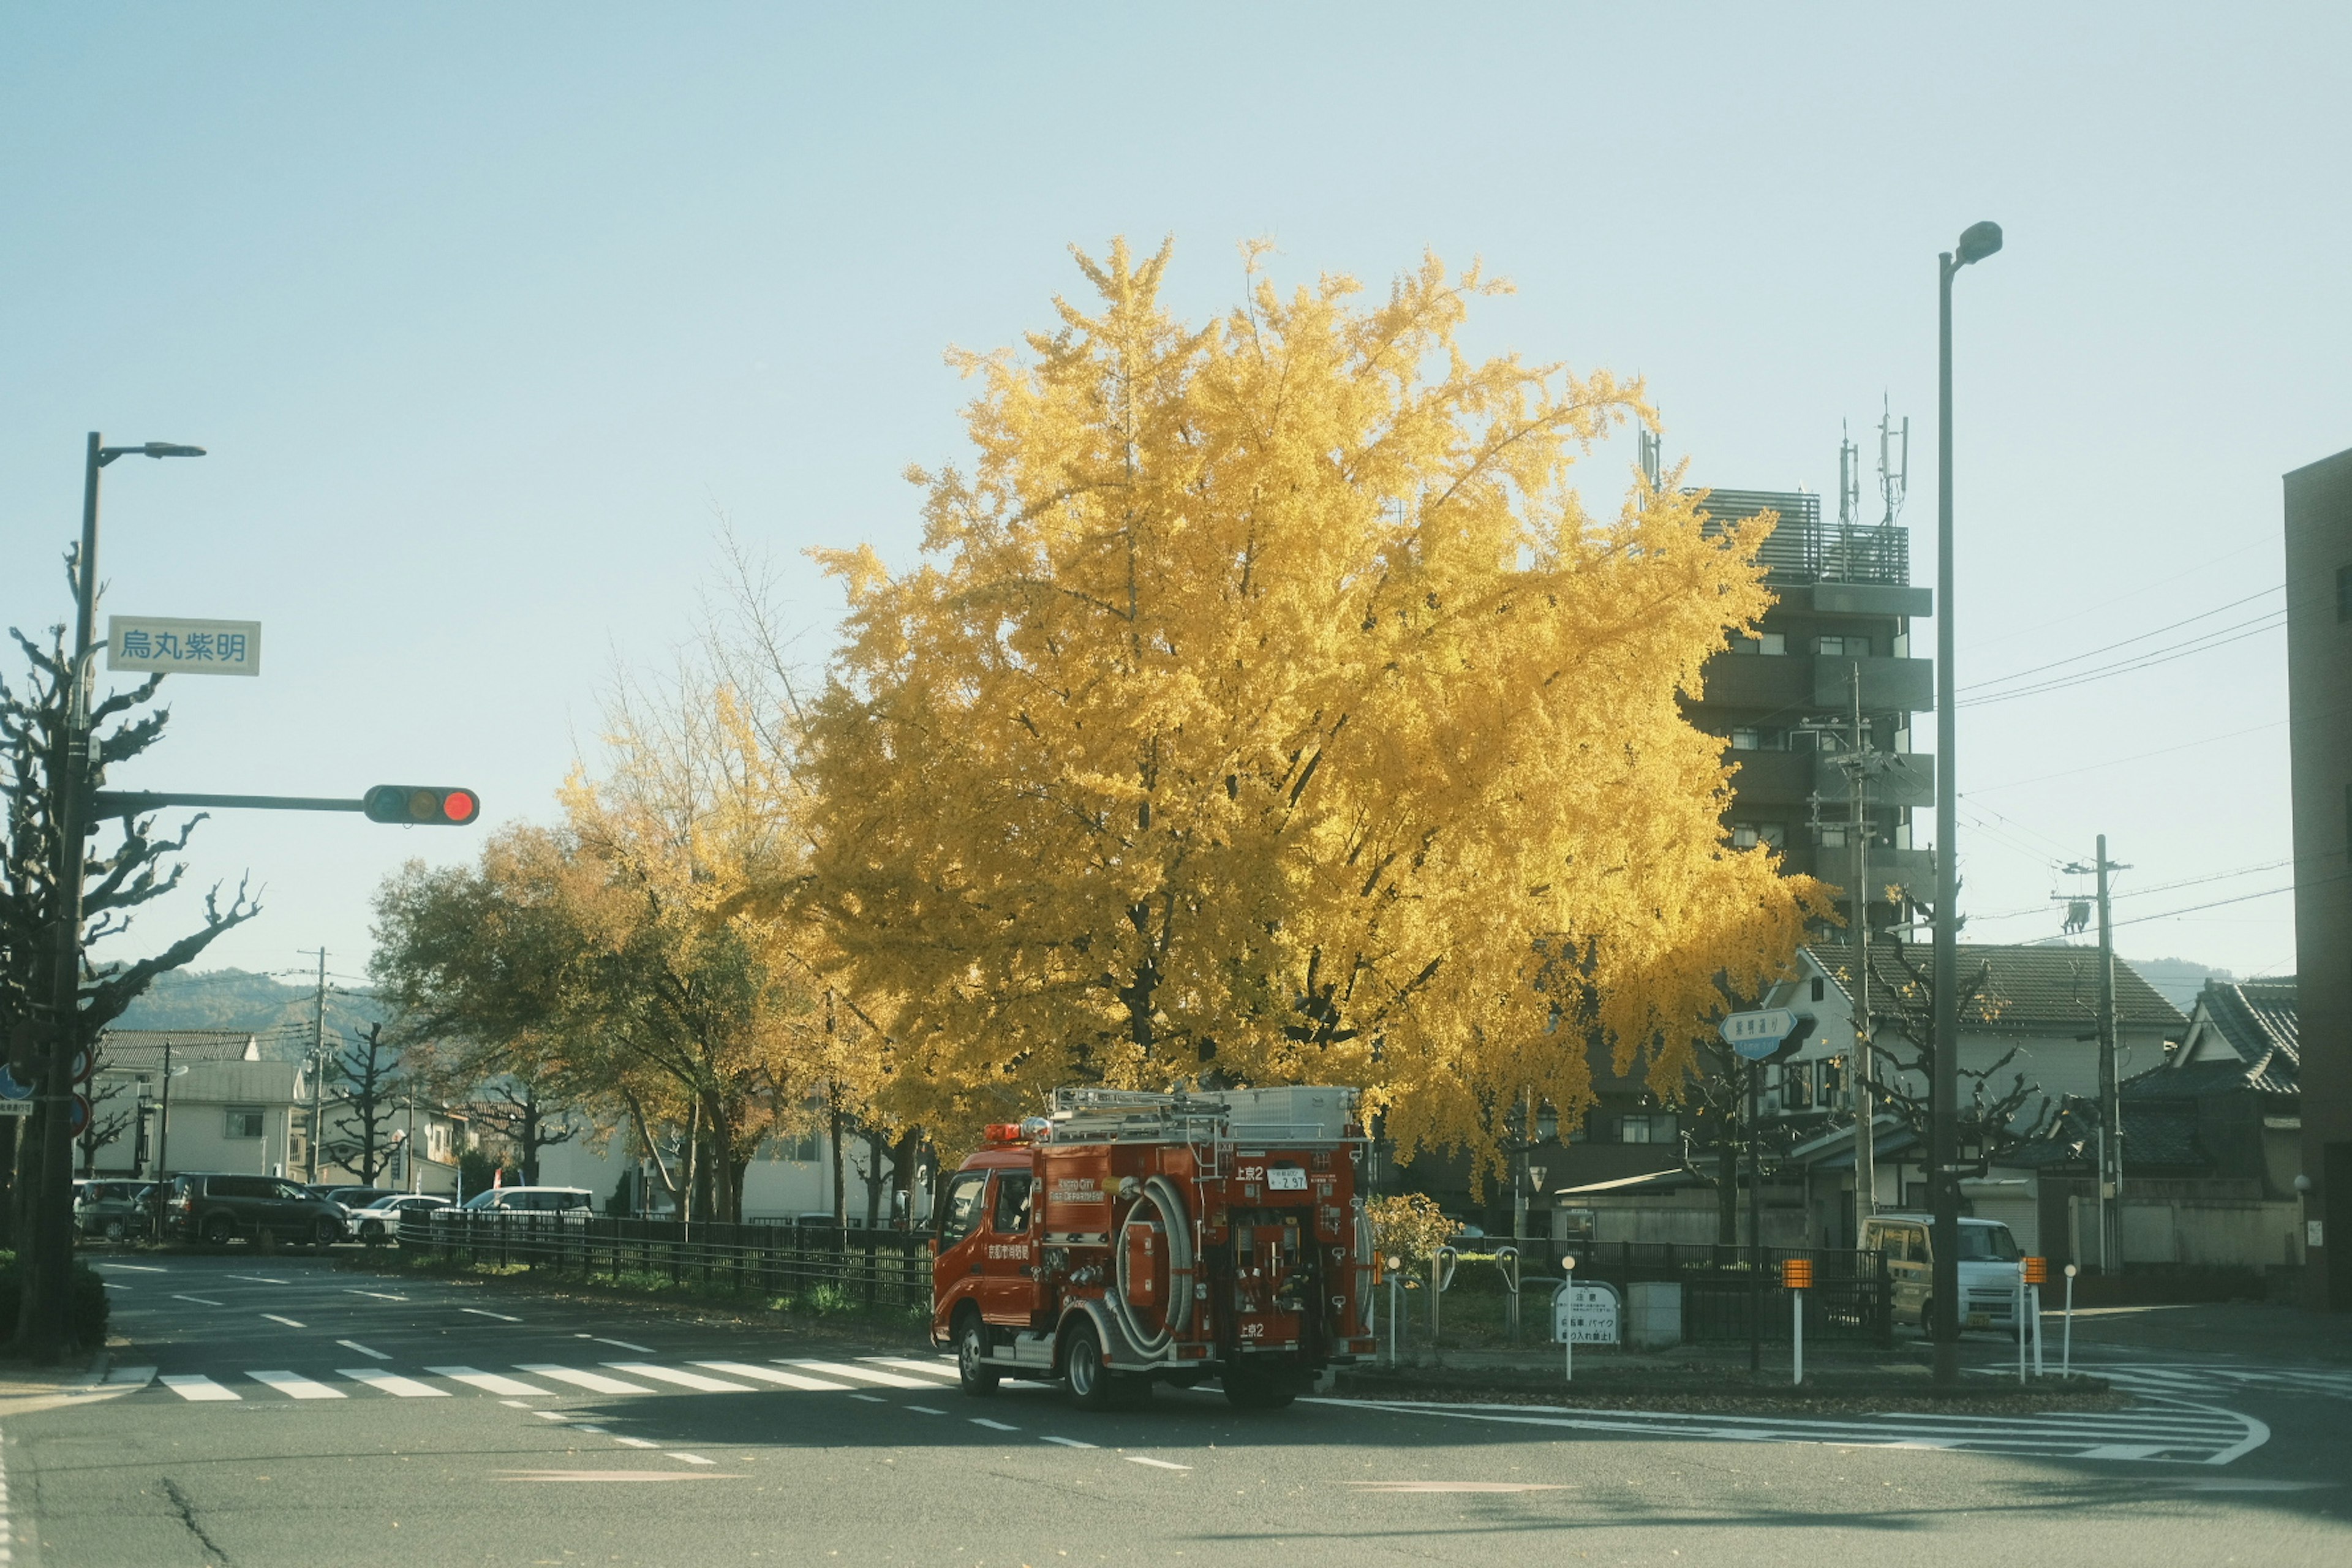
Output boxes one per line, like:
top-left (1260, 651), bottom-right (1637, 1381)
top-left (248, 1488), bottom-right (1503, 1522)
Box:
top-left (931, 1085), bottom-right (1376, 1411)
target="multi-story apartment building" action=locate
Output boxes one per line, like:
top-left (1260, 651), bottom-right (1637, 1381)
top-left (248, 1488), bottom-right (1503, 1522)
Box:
top-left (1686, 488), bottom-right (1936, 933)
top-left (2285, 444), bottom-right (2352, 1311)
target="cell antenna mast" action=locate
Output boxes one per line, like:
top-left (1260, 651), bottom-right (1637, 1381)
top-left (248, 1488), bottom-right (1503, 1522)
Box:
top-left (1638, 424), bottom-right (1663, 496)
top-left (1878, 396), bottom-right (1910, 527)
top-left (1838, 423), bottom-right (1861, 532)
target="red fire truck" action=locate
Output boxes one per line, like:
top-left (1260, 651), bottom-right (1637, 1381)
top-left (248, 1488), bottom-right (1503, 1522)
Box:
top-left (931, 1085), bottom-right (1378, 1410)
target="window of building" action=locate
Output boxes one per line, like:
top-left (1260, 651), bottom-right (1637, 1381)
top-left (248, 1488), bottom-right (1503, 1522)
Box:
top-left (1728, 727), bottom-right (1789, 752)
top-left (1618, 1114), bottom-right (1677, 1144)
top-left (1815, 634), bottom-right (1871, 657)
top-left (1732, 823), bottom-right (1786, 850)
top-left (224, 1106), bottom-right (264, 1139)
top-left (1811, 976), bottom-right (1826, 1002)
top-left (781, 1133), bottom-right (820, 1163)
top-left (1732, 632), bottom-right (1787, 656)
top-left (1819, 823), bottom-right (1849, 848)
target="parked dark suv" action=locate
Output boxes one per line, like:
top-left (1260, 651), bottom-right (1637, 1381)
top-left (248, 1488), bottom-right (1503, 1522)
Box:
top-left (162, 1173), bottom-right (348, 1247)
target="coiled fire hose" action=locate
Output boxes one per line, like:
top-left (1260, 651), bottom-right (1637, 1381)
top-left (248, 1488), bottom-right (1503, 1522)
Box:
top-left (1109, 1174), bottom-right (1195, 1356)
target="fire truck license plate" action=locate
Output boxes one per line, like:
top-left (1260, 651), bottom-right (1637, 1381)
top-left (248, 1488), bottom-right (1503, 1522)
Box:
top-left (1267, 1167), bottom-right (1307, 1191)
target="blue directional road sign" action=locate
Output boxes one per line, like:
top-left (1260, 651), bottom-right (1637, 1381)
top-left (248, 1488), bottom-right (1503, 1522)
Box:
top-left (1721, 1008), bottom-right (1800, 1061)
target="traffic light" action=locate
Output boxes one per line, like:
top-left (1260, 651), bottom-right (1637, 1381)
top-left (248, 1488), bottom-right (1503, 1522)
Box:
top-left (363, 785), bottom-right (481, 826)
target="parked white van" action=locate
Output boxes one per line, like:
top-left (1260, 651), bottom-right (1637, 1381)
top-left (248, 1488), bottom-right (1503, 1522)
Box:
top-left (1861, 1212), bottom-right (2027, 1336)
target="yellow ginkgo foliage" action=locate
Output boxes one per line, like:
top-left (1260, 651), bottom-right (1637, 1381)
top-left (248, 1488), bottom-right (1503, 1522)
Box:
top-left (799, 238), bottom-right (1824, 1176)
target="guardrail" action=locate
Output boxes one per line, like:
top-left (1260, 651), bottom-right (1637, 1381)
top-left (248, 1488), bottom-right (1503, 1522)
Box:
top-left (1551, 1242), bottom-right (1894, 1346)
top-left (412, 1212), bottom-right (934, 1317)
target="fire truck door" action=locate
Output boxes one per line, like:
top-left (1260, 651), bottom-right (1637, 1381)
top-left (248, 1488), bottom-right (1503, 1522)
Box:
top-left (978, 1171), bottom-right (1039, 1326)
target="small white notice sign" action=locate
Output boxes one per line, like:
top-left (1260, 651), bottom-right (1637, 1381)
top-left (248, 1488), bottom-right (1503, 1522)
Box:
top-left (107, 616), bottom-right (261, 676)
top-left (1554, 1280), bottom-right (1621, 1345)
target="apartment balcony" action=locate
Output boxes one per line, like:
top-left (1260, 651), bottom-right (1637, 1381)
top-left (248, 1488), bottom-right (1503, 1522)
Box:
top-left (1726, 749), bottom-right (1935, 810)
top-left (1695, 653), bottom-right (1934, 715)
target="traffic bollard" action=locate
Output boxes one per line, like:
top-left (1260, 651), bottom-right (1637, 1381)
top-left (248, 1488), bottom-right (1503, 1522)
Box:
top-left (1779, 1256), bottom-right (1812, 1386)
top-left (2062, 1263), bottom-right (2077, 1378)
top-left (2030, 1284), bottom-right (2043, 1378)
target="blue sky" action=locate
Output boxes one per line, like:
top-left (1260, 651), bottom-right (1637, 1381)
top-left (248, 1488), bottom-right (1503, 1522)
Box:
top-left (4, 2), bottom-right (2345, 987)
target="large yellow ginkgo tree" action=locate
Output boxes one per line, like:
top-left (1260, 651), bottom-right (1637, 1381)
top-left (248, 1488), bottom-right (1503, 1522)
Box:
top-left (798, 238), bottom-right (1823, 1174)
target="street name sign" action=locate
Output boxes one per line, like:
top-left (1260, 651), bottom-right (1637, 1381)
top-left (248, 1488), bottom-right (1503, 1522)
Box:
top-left (1721, 1007), bottom-right (1800, 1060)
top-left (107, 616), bottom-right (261, 676)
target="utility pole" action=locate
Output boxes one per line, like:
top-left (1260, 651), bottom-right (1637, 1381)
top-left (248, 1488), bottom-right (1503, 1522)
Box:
top-left (1806, 665), bottom-right (1894, 1246)
top-left (2060, 839), bottom-right (2126, 1273)
top-left (303, 948), bottom-right (328, 1184)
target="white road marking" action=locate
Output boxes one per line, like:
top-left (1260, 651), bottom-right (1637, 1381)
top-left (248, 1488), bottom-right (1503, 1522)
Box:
top-left (1126, 1456), bottom-right (1189, 1470)
top-left (227, 1275), bottom-right (290, 1285)
top-left (849, 1393), bottom-right (885, 1403)
top-left (260, 1314), bottom-right (306, 1329)
top-left (499, 1399), bottom-right (529, 1408)
top-left (906, 1405), bottom-right (947, 1415)
top-left (432, 1366), bottom-right (554, 1397)
top-left (344, 1289), bottom-right (407, 1302)
top-left (782, 1359), bottom-right (937, 1389)
top-left (104, 1365), bottom-right (156, 1387)
top-left (579, 1334), bottom-right (656, 1353)
top-left (514, 1363), bottom-right (657, 1395)
top-left (170, 1294), bottom-right (223, 1306)
top-left (862, 1356), bottom-right (960, 1381)
top-left (160, 1374), bottom-right (239, 1402)
top-left (533, 1411), bottom-right (571, 1422)
top-left (600, 1362), bottom-right (756, 1393)
top-left (248, 1370), bottom-right (345, 1400)
top-left (1040, 1436), bottom-right (1097, 1448)
top-left (1315, 1395), bottom-right (2269, 1466)
top-left (336, 1340), bottom-right (391, 1360)
top-left (341, 1369), bottom-right (449, 1398)
top-left (667, 1453), bottom-right (717, 1466)
top-left (574, 1425), bottom-right (608, 1434)
top-left (969, 1417), bottom-right (1019, 1431)
top-left (687, 1361), bottom-right (852, 1392)
top-left (613, 1436), bottom-right (658, 1449)
top-left (462, 1308), bottom-right (522, 1322)
top-left (95, 1264), bottom-right (166, 1273)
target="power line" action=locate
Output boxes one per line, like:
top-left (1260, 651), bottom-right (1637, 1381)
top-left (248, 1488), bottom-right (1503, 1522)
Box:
top-left (2101, 870), bottom-right (2352, 932)
top-left (1957, 537), bottom-right (2272, 660)
top-left (1959, 612), bottom-right (2285, 709)
top-left (1960, 583), bottom-right (2282, 693)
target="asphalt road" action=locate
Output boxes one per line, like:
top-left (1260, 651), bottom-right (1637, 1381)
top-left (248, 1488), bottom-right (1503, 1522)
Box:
top-left (4, 1253), bottom-right (2347, 1567)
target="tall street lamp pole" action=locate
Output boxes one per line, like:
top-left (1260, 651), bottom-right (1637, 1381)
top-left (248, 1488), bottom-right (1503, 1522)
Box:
top-left (1931, 222), bottom-right (2000, 1388)
top-left (20, 433), bottom-right (204, 1358)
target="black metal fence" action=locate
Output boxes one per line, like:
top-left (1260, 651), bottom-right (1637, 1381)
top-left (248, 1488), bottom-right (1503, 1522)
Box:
top-left (412, 1212), bottom-right (934, 1319)
top-left (1556, 1242), bottom-right (1894, 1347)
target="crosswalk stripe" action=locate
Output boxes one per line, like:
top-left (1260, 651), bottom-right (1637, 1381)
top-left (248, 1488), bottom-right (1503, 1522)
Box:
top-left (104, 1365), bottom-right (156, 1387)
top-left (428, 1366), bottom-right (554, 1397)
top-left (600, 1363), bottom-right (755, 1393)
top-left (339, 1369), bottom-right (450, 1398)
top-left (514, 1364), bottom-right (657, 1395)
top-left (687, 1362), bottom-right (854, 1392)
top-left (862, 1357), bottom-right (960, 1381)
top-left (248, 1370), bottom-right (345, 1400)
top-left (160, 1374), bottom-right (239, 1402)
top-left (783, 1359), bottom-right (938, 1389)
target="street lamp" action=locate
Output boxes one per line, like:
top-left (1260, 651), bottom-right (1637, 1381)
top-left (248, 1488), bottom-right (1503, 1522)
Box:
top-left (1931, 223), bottom-right (2000, 1388)
top-left (28, 432), bottom-right (206, 1355)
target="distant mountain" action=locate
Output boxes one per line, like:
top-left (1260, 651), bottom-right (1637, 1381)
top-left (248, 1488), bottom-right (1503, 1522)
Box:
top-left (109, 967), bottom-right (390, 1061)
top-left (2125, 956), bottom-right (2237, 1013)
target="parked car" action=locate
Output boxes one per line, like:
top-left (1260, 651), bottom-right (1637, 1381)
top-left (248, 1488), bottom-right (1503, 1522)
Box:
top-left (345, 1193), bottom-right (450, 1242)
top-left (74, 1179), bottom-right (153, 1242)
top-left (459, 1186), bottom-right (594, 1216)
top-left (161, 1172), bottom-right (350, 1247)
top-left (324, 1185), bottom-right (404, 1215)
top-left (1860, 1212), bottom-right (2026, 1335)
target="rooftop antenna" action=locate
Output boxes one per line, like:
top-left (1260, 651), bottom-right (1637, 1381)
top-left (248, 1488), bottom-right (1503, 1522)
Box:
top-left (1637, 422), bottom-right (1662, 499)
top-left (1838, 421), bottom-right (1861, 532)
top-left (1876, 394), bottom-right (1910, 527)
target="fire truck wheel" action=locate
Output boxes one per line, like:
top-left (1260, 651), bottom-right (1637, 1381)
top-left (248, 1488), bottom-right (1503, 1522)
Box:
top-left (1221, 1370), bottom-right (1299, 1411)
top-left (1062, 1320), bottom-right (1116, 1410)
top-left (956, 1313), bottom-right (1001, 1396)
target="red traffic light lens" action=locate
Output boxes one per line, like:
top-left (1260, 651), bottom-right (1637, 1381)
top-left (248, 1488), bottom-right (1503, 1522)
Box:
top-left (442, 789), bottom-right (478, 824)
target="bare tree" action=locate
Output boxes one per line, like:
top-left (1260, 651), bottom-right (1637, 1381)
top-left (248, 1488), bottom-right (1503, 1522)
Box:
top-left (1863, 940), bottom-right (2057, 1166)
top-left (74, 1074), bottom-right (134, 1176)
top-left (461, 1076), bottom-right (579, 1188)
top-left (322, 1023), bottom-right (406, 1187)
